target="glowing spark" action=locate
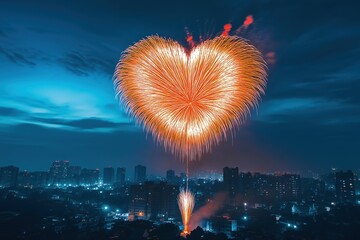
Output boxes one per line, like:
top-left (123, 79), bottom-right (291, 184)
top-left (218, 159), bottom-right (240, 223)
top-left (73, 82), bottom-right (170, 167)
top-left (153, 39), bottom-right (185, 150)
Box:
top-left (178, 189), bottom-right (195, 234)
top-left (185, 28), bottom-right (195, 48)
top-left (265, 51), bottom-right (276, 65)
top-left (235, 15), bottom-right (254, 34)
top-left (114, 35), bottom-right (267, 160)
top-left (222, 23), bottom-right (232, 36)
top-left (243, 15), bottom-right (254, 28)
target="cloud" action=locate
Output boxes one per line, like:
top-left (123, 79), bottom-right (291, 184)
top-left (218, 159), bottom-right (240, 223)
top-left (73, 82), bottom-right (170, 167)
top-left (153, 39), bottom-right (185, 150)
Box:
top-left (0, 47), bottom-right (36, 66)
top-left (58, 50), bottom-right (116, 76)
top-left (31, 116), bottom-right (133, 130)
top-left (58, 118), bottom-right (121, 129)
top-left (0, 106), bottom-right (26, 116)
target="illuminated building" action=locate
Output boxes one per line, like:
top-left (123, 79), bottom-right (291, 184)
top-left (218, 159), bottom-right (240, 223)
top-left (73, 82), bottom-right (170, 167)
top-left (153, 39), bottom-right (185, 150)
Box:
top-left (49, 160), bottom-right (69, 184)
top-left (239, 172), bottom-right (253, 196)
top-left (80, 168), bottom-right (100, 185)
top-left (274, 174), bottom-right (301, 201)
top-left (68, 166), bottom-right (81, 185)
top-left (103, 167), bottom-right (115, 184)
top-left (205, 216), bottom-right (237, 236)
top-left (336, 170), bottom-right (356, 203)
top-left (116, 167), bottom-right (126, 187)
top-left (18, 171), bottom-right (49, 187)
top-left (223, 167), bottom-right (239, 197)
top-left (0, 165), bottom-right (19, 187)
top-left (32, 171), bottom-right (49, 187)
top-left (134, 165), bottom-right (146, 183)
top-left (18, 170), bottom-right (32, 187)
top-left (129, 181), bottom-right (179, 220)
top-left (166, 169), bottom-right (175, 183)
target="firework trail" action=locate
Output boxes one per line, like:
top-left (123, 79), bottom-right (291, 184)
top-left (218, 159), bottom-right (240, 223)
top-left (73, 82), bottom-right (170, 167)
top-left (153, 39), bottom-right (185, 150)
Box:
top-left (178, 189), bottom-right (195, 234)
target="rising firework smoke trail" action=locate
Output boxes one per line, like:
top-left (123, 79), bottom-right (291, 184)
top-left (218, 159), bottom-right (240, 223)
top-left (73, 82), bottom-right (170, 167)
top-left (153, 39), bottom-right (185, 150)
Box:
top-left (178, 189), bottom-right (195, 234)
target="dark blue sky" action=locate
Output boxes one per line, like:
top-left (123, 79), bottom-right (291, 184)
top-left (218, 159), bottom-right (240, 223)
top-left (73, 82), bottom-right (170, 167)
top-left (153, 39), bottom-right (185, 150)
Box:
top-left (0, 0), bottom-right (359, 177)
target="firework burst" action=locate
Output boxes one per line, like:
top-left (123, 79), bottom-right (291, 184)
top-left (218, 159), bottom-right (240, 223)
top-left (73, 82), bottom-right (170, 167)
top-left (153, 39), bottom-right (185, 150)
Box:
top-left (115, 28), bottom-right (267, 234)
top-left (114, 35), bottom-right (267, 160)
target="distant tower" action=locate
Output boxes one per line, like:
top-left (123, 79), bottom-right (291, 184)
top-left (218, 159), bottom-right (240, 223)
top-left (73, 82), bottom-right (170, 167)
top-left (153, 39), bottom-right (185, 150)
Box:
top-left (134, 165), bottom-right (146, 183)
top-left (49, 160), bottom-right (69, 184)
top-left (80, 168), bottom-right (100, 185)
top-left (0, 166), bottom-right (19, 187)
top-left (103, 167), bottom-right (115, 184)
top-left (336, 170), bottom-right (356, 203)
top-left (280, 174), bottom-right (301, 201)
top-left (166, 169), bottom-right (175, 182)
top-left (223, 167), bottom-right (239, 197)
top-left (116, 167), bottom-right (126, 186)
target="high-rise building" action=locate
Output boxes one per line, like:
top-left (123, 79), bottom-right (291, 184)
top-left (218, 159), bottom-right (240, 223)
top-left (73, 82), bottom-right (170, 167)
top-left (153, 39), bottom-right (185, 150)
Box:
top-left (223, 167), bottom-right (239, 197)
top-left (205, 216), bottom-right (237, 235)
top-left (116, 167), bottom-right (126, 186)
top-left (336, 170), bottom-right (356, 203)
top-left (301, 178), bottom-right (325, 201)
top-left (283, 174), bottom-right (301, 200)
top-left (0, 166), bottom-right (19, 187)
top-left (49, 160), bottom-right (69, 184)
top-left (134, 165), bottom-right (146, 183)
top-left (68, 166), bottom-right (81, 185)
top-left (32, 171), bottom-right (49, 187)
top-left (274, 174), bottom-right (301, 201)
top-left (253, 173), bottom-right (276, 200)
top-left (239, 172), bottom-right (253, 196)
top-left (18, 171), bottom-right (49, 187)
top-left (103, 167), bottom-right (115, 184)
top-left (180, 172), bottom-right (186, 182)
top-left (80, 168), bottom-right (100, 185)
top-left (166, 169), bottom-right (175, 182)
top-left (18, 171), bottom-right (33, 187)
top-left (128, 181), bottom-right (179, 220)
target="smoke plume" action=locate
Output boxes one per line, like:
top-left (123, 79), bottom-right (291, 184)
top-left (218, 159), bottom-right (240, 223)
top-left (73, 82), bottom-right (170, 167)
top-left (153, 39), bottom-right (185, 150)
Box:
top-left (189, 192), bottom-right (228, 230)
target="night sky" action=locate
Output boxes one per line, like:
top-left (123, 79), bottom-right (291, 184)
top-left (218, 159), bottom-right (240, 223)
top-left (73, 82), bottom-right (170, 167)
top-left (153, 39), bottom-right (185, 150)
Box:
top-left (0, 0), bottom-right (359, 177)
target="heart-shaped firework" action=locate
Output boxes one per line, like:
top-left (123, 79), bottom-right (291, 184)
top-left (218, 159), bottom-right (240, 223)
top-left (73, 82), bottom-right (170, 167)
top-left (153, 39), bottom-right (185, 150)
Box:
top-left (114, 36), bottom-right (266, 160)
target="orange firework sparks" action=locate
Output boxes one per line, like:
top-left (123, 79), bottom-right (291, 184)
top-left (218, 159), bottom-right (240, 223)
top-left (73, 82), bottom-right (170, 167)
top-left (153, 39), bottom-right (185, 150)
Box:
top-left (185, 27), bottom-right (195, 48)
top-left (178, 189), bottom-right (195, 234)
top-left (221, 23), bottom-right (232, 36)
top-left (243, 15), bottom-right (254, 28)
top-left (235, 15), bottom-right (254, 34)
top-left (114, 35), bottom-right (267, 160)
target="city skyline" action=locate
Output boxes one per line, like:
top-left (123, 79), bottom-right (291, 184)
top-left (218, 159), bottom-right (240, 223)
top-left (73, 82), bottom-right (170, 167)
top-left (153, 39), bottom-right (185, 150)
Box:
top-left (1, 160), bottom-right (358, 182)
top-left (0, 161), bottom-right (358, 239)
